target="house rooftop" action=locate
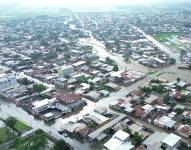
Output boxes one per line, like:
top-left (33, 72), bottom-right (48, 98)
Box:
top-left (32, 98), bottom-right (56, 109)
top-left (128, 123), bottom-right (143, 134)
top-left (162, 133), bottom-right (181, 147)
top-left (145, 94), bottom-right (159, 104)
top-left (113, 130), bottom-right (130, 141)
top-left (88, 114), bottom-right (126, 140)
top-left (84, 112), bottom-right (109, 125)
top-left (56, 93), bottom-right (81, 104)
top-left (143, 132), bottom-right (168, 150)
top-left (44, 112), bottom-right (54, 118)
top-left (104, 130), bottom-right (133, 150)
top-left (72, 61), bottom-right (86, 67)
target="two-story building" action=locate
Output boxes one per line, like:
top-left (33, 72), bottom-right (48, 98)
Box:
top-left (56, 93), bottom-right (84, 110)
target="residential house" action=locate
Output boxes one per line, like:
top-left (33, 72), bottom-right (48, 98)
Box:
top-left (161, 133), bottom-right (181, 150)
top-left (53, 77), bottom-right (67, 87)
top-left (88, 114), bottom-right (126, 141)
top-left (59, 65), bottom-right (74, 76)
top-left (143, 131), bottom-right (168, 150)
top-left (31, 98), bottom-right (57, 114)
top-left (56, 93), bottom-right (84, 110)
top-left (104, 130), bottom-right (134, 150)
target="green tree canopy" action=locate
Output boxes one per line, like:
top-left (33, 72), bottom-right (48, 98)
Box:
top-left (16, 129), bottom-right (48, 150)
top-left (113, 65), bottom-right (119, 71)
top-left (175, 108), bottom-right (183, 115)
top-left (5, 117), bottom-right (17, 132)
top-left (131, 132), bottom-right (142, 146)
top-left (32, 84), bottom-right (46, 93)
top-left (53, 139), bottom-right (70, 150)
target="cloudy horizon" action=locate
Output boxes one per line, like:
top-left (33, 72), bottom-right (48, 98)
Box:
top-left (0, 0), bottom-right (189, 8)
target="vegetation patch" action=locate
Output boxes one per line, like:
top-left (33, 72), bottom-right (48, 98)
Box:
top-left (0, 127), bottom-right (15, 144)
top-left (14, 120), bottom-right (31, 133)
top-left (152, 32), bottom-right (182, 42)
top-left (5, 117), bottom-right (31, 134)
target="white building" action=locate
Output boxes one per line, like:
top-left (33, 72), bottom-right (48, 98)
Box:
top-left (104, 130), bottom-right (134, 150)
top-left (143, 131), bottom-right (168, 150)
top-left (32, 98), bottom-right (57, 114)
top-left (0, 73), bottom-right (17, 92)
top-left (161, 133), bottom-right (181, 150)
top-left (59, 65), bottom-right (74, 76)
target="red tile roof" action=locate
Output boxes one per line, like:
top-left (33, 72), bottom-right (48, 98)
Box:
top-left (174, 91), bottom-right (181, 99)
top-left (56, 93), bottom-right (81, 104)
top-left (120, 70), bottom-right (131, 80)
top-left (179, 126), bottom-right (190, 134)
top-left (135, 107), bottom-right (145, 117)
top-left (130, 90), bottom-right (141, 97)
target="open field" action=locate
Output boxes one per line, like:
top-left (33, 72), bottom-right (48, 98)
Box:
top-left (152, 32), bottom-right (183, 42)
top-left (152, 32), bottom-right (191, 52)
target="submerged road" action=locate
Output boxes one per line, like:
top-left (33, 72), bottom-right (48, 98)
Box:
top-left (0, 15), bottom-right (191, 150)
top-left (0, 101), bottom-right (92, 150)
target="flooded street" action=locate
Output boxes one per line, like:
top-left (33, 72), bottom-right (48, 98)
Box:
top-left (0, 100), bottom-right (92, 150)
top-left (0, 15), bottom-right (190, 150)
top-left (0, 77), bottom-right (147, 150)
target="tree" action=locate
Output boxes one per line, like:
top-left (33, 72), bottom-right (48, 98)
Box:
top-left (78, 75), bottom-right (90, 83)
top-left (180, 95), bottom-right (188, 103)
top-left (131, 132), bottom-right (142, 146)
top-left (169, 101), bottom-right (176, 108)
top-left (175, 108), bottom-right (183, 115)
top-left (163, 94), bottom-right (171, 103)
top-left (139, 99), bottom-right (145, 105)
top-left (32, 84), bottom-right (46, 93)
top-left (123, 127), bottom-right (132, 134)
top-left (180, 50), bottom-right (187, 57)
top-left (152, 85), bottom-right (166, 94)
top-left (53, 139), bottom-right (70, 150)
top-left (113, 65), bottom-right (119, 71)
top-left (16, 129), bottom-right (48, 150)
top-left (17, 78), bottom-right (33, 85)
top-left (169, 58), bottom-right (176, 65)
top-left (5, 117), bottom-right (17, 132)
top-left (177, 78), bottom-right (181, 83)
top-left (40, 93), bottom-right (49, 99)
top-left (176, 85), bottom-right (183, 91)
top-left (123, 52), bottom-right (130, 62)
top-left (64, 53), bottom-right (71, 62)
top-left (185, 119), bottom-right (191, 126)
top-left (106, 57), bottom-right (115, 65)
top-left (140, 86), bottom-right (152, 93)
top-left (150, 79), bottom-right (160, 84)
top-left (30, 130), bottom-right (47, 150)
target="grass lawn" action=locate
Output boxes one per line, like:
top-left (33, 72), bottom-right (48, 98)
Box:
top-left (152, 32), bottom-right (178, 42)
top-left (14, 120), bottom-right (31, 133)
top-left (0, 127), bottom-right (14, 143)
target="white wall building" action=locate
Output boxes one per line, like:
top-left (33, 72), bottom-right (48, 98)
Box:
top-left (59, 65), bottom-right (74, 76)
top-left (104, 130), bottom-right (134, 150)
top-left (32, 98), bottom-right (57, 114)
top-left (161, 133), bottom-right (181, 150)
